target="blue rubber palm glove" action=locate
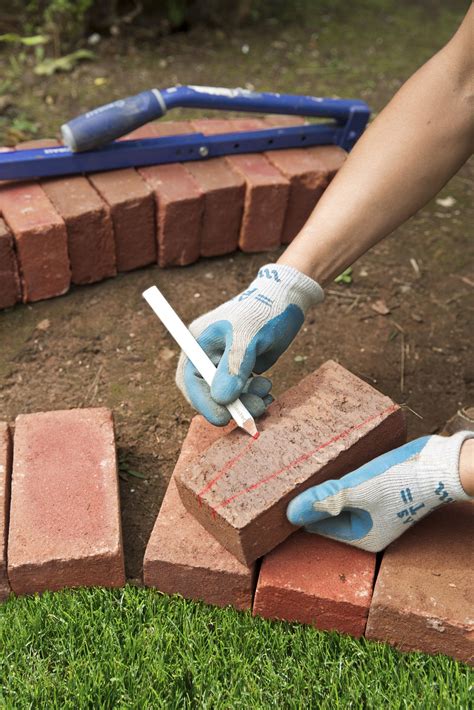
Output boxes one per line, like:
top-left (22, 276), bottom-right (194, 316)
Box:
top-left (176, 263), bottom-right (324, 425)
top-left (287, 431), bottom-right (473, 552)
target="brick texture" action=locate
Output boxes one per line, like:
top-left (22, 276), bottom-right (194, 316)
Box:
top-left (18, 138), bottom-right (117, 285)
top-left (0, 217), bottom-right (21, 308)
top-left (366, 502), bottom-right (474, 664)
top-left (155, 119), bottom-right (246, 257)
top-left (17, 138), bottom-right (117, 285)
top-left (175, 360), bottom-right (406, 566)
top-left (43, 173), bottom-right (117, 283)
top-left (132, 122), bottom-right (201, 267)
top-left (253, 531), bottom-right (376, 637)
top-left (8, 408), bottom-right (125, 594)
top-left (139, 136), bottom-right (203, 267)
top-left (192, 118), bottom-right (289, 252)
top-left (88, 170), bottom-right (156, 273)
top-left (0, 182), bottom-right (70, 302)
top-left (263, 116), bottom-right (346, 244)
top-left (121, 120), bottom-right (193, 141)
top-left (144, 416), bottom-right (256, 610)
top-left (184, 158), bottom-right (245, 257)
top-left (0, 423), bottom-right (12, 601)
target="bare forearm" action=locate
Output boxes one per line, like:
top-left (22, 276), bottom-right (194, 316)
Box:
top-left (460, 439), bottom-right (474, 496)
top-left (279, 7), bottom-right (473, 285)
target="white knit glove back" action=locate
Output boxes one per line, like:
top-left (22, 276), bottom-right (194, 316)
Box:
top-left (176, 263), bottom-right (324, 425)
top-left (287, 431), bottom-right (473, 552)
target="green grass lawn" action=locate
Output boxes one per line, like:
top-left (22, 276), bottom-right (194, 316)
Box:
top-left (0, 586), bottom-right (471, 708)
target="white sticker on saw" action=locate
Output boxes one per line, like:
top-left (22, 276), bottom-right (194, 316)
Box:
top-left (188, 85), bottom-right (260, 98)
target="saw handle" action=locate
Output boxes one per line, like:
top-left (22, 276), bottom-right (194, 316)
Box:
top-left (61, 89), bottom-right (166, 152)
top-left (62, 85), bottom-right (369, 153)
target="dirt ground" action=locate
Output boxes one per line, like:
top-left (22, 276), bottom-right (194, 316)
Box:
top-left (0, 2), bottom-right (472, 578)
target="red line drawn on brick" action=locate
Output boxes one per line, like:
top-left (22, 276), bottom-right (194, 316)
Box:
top-left (196, 403), bottom-right (399, 511)
top-left (197, 436), bottom-right (257, 505)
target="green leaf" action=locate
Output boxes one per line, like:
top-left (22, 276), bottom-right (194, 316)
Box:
top-left (34, 49), bottom-right (95, 76)
top-left (334, 267), bottom-right (353, 284)
top-left (125, 469), bottom-right (147, 480)
top-left (0, 33), bottom-right (50, 46)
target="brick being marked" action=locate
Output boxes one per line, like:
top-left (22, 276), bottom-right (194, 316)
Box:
top-left (175, 360), bottom-right (406, 566)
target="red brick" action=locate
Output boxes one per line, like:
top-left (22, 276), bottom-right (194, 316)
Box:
top-left (43, 174), bottom-right (117, 283)
top-left (144, 416), bottom-right (256, 610)
top-left (0, 182), bottom-right (70, 302)
top-left (122, 121), bottom-right (194, 140)
top-left (191, 118), bottom-right (289, 252)
top-left (15, 139), bottom-right (58, 150)
top-left (253, 531), bottom-right (376, 637)
top-left (88, 170), bottom-right (155, 272)
top-left (366, 502), bottom-right (474, 664)
top-left (138, 127), bottom-right (203, 267)
top-left (184, 158), bottom-right (244, 257)
top-left (18, 138), bottom-right (117, 285)
top-left (0, 217), bottom-right (21, 308)
top-left (176, 360), bottom-right (406, 566)
top-left (8, 408), bottom-right (125, 595)
top-left (263, 116), bottom-right (346, 244)
top-left (263, 115), bottom-right (307, 128)
top-left (191, 118), bottom-right (267, 135)
top-left (150, 120), bottom-right (246, 257)
top-left (0, 423), bottom-right (12, 601)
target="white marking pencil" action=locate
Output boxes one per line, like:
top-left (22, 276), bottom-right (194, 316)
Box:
top-left (142, 285), bottom-right (258, 438)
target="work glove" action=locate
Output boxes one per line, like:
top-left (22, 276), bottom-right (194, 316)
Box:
top-left (287, 431), bottom-right (473, 552)
top-left (176, 263), bottom-right (324, 425)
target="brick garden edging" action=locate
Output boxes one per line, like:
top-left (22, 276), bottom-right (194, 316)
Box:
top-left (0, 363), bottom-right (472, 663)
top-left (0, 117), bottom-right (346, 309)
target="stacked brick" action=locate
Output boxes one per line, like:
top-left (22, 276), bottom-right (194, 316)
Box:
top-left (0, 117), bottom-right (346, 310)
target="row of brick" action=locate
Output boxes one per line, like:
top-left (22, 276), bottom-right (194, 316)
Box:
top-left (1, 370), bottom-right (471, 662)
top-left (0, 117), bottom-right (346, 310)
top-left (145, 407), bottom-right (473, 664)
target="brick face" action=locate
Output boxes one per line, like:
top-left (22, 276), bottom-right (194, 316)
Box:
top-left (191, 118), bottom-right (289, 252)
top-left (175, 360), bottom-right (406, 566)
top-left (8, 408), bottom-right (125, 594)
top-left (265, 145), bottom-right (346, 244)
top-left (88, 169), bottom-right (156, 272)
top-left (184, 158), bottom-right (245, 257)
top-left (144, 416), bottom-right (255, 610)
top-left (42, 175), bottom-right (117, 284)
top-left (0, 182), bottom-right (70, 302)
top-left (16, 138), bottom-right (116, 285)
top-left (0, 217), bottom-right (21, 308)
top-left (253, 531), bottom-right (376, 637)
top-left (366, 502), bottom-right (474, 664)
top-left (139, 161), bottom-right (203, 267)
top-left (0, 423), bottom-right (12, 601)
top-left (263, 116), bottom-right (346, 244)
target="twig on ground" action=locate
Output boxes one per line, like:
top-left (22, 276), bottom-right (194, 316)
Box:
top-left (82, 364), bottom-right (104, 406)
top-left (345, 295), bottom-right (361, 314)
top-left (391, 320), bottom-right (406, 393)
top-left (401, 403), bottom-right (424, 420)
top-left (326, 289), bottom-right (366, 299)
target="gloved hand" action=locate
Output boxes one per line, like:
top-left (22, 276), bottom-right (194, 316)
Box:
top-left (287, 431), bottom-right (473, 552)
top-left (176, 263), bottom-right (324, 425)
